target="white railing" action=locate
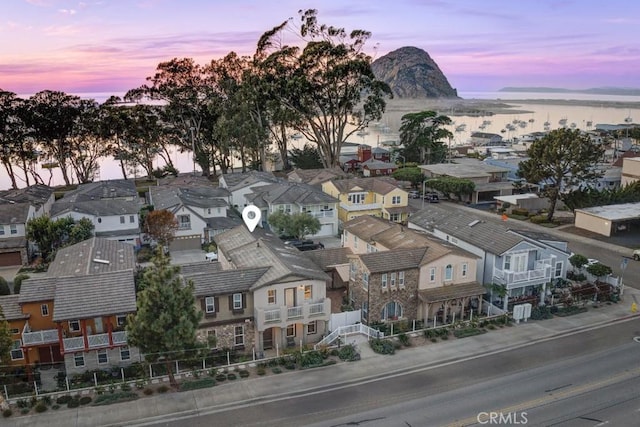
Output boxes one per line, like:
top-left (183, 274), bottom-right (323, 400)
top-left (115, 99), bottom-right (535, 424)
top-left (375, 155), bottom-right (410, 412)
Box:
top-left (339, 202), bottom-right (382, 212)
top-left (287, 306), bottom-right (303, 319)
top-left (22, 328), bottom-right (59, 346)
top-left (493, 265), bottom-right (551, 288)
top-left (255, 298), bottom-right (331, 329)
top-left (309, 302), bottom-right (324, 315)
top-left (88, 333), bottom-right (110, 349)
top-left (264, 309), bottom-right (281, 323)
top-left (314, 323), bottom-right (384, 349)
top-left (63, 336), bottom-right (84, 351)
top-left (112, 331), bottom-right (128, 344)
top-left (310, 211), bottom-right (334, 218)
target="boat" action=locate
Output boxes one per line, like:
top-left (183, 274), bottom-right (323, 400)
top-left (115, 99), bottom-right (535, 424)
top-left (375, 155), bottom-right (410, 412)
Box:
top-left (500, 129), bottom-right (507, 133)
top-left (586, 120), bottom-right (593, 127)
top-left (625, 115), bottom-right (633, 123)
top-left (455, 124), bottom-right (467, 132)
top-left (506, 124), bottom-right (516, 131)
top-left (528, 118), bottom-right (535, 123)
top-left (544, 124), bottom-right (551, 131)
top-left (478, 124), bottom-right (486, 130)
top-left (559, 117), bottom-right (568, 126)
top-left (570, 122), bottom-right (577, 128)
top-left (482, 120), bottom-right (492, 125)
top-left (291, 133), bottom-right (302, 140)
top-left (357, 130), bottom-right (370, 137)
top-left (518, 121), bottom-right (527, 128)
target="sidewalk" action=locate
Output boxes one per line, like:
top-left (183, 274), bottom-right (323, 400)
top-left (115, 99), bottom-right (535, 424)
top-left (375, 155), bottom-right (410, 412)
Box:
top-left (6, 288), bottom-right (640, 427)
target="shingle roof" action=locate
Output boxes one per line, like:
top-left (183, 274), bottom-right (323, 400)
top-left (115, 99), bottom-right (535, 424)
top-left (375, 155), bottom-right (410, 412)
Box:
top-left (287, 168), bottom-right (347, 186)
top-left (149, 186), bottom-right (229, 210)
top-left (46, 237), bottom-right (136, 277)
top-left (178, 262), bottom-right (223, 276)
top-left (60, 179), bottom-right (138, 202)
top-left (184, 267), bottom-right (270, 296)
top-left (343, 216), bottom-right (432, 249)
top-left (51, 199), bottom-right (141, 217)
top-left (418, 282), bottom-right (486, 303)
top-left (361, 159), bottom-right (396, 170)
top-left (52, 270), bottom-right (136, 321)
top-left (214, 226), bottom-right (329, 288)
top-left (247, 182), bottom-right (338, 206)
top-left (409, 205), bottom-right (523, 255)
top-left (205, 215), bottom-right (242, 230)
top-left (0, 295), bottom-right (29, 320)
top-left (18, 277), bottom-right (57, 303)
top-left (0, 184), bottom-right (53, 207)
top-left (329, 177), bottom-right (403, 195)
top-left (359, 247), bottom-right (428, 273)
top-left (219, 171), bottom-right (279, 191)
top-left (0, 203), bottom-right (30, 224)
top-left (304, 247), bottom-right (353, 269)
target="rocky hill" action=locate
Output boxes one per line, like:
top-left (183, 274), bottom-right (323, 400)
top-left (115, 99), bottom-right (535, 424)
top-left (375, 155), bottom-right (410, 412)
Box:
top-left (371, 46), bottom-right (459, 99)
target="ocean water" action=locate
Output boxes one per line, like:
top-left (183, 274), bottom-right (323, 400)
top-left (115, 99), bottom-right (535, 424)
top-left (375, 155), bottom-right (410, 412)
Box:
top-left (2, 91), bottom-right (640, 189)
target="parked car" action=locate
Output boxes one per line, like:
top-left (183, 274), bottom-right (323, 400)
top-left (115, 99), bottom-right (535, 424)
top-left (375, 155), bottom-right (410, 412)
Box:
top-left (408, 190), bottom-right (421, 199)
top-left (425, 194), bottom-right (439, 203)
top-left (285, 239), bottom-right (324, 251)
top-left (633, 249), bottom-right (640, 261)
top-left (205, 252), bottom-right (218, 262)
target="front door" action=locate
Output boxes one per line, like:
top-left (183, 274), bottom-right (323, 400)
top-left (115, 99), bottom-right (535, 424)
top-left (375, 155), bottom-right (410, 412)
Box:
top-left (38, 346), bottom-right (53, 364)
top-left (285, 288), bottom-right (296, 307)
top-left (263, 328), bottom-right (273, 350)
top-left (94, 317), bottom-right (104, 334)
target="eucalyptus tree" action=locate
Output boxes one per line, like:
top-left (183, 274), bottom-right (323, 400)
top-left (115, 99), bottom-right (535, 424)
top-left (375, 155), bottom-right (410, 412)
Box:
top-left (256, 9), bottom-right (391, 168)
top-left (518, 128), bottom-right (605, 221)
top-left (398, 111), bottom-right (453, 164)
top-left (0, 90), bottom-right (29, 188)
top-left (27, 90), bottom-right (82, 186)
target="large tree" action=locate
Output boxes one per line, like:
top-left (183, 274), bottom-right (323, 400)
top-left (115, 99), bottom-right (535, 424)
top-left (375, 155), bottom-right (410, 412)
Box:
top-left (26, 216), bottom-right (95, 262)
top-left (288, 143), bottom-right (323, 169)
top-left (0, 307), bottom-right (12, 366)
top-left (398, 111), bottom-right (453, 164)
top-left (126, 252), bottom-right (202, 388)
top-left (268, 211), bottom-right (321, 239)
top-left (518, 128), bottom-right (605, 221)
top-left (256, 9), bottom-right (391, 168)
top-left (143, 210), bottom-right (178, 248)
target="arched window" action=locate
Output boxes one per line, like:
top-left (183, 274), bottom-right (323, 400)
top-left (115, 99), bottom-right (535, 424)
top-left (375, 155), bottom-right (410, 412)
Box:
top-left (381, 301), bottom-right (403, 320)
top-left (445, 264), bottom-right (453, 281)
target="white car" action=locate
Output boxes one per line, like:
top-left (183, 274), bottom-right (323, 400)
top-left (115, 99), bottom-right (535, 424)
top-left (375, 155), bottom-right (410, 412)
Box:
top-left (586, 258), bottom-right (599, 266)
top-left (205, 252), bottom-right (218, 262)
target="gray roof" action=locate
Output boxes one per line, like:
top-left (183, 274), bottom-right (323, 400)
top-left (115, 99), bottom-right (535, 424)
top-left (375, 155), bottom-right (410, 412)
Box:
top-left (362, 159), bottom-right (396, 170)
top-left (184, 267), bottom-right (270, 296)
top-left (47, 237), bottom-right (136, 277)
top-left (205, 215), bottom-right (242, 230)
top-left (329, 177), bottom-right (404, 195)
top-left (409, 204), bottom-right (523, 255)
top-left (51, 199), bottom-right (141, 217)
top-left (305, 247), bottom-right (353, 269)
top-left (52, 270), bottom-right (136, 321)
top-left (287, 168), bottom-right (348, 186)
top-left (0, 184), bottom-right (53, 207)
top-left (0, 203), bottom-right (30, 224)
top-left (60, 179), bottom-right (138, 202)
top-left (0, 295), bottom-right (29, 320)
top-left (510, 229), bottom-right (567, 244)
top-left (149, 186), bottom-right (229, 211)
top-left (18, 276), bottom-right (57, 303)
top-left (246, 182), bottom-right (338, 206)
top-left (360, 247), bottom-right (427, 273)
top-left (214, 226), bottom-right (329, 288)
top-left (179, 262), bottom-right (223, 276)
top-left (219, 171), bottom-right (279, 191)
top-left (419, 159), bottom-right (510, 178)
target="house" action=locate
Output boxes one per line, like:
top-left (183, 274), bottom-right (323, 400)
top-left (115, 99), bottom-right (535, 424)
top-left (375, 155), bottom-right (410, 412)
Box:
top-left (469, 132), bottom-right (504, 147)
top-left (287, 168), bottom-right (348, 187)
top-left (244, 182), bottom-right (339, 237)
top-left (218, 171), bottom-right (279, 209)
top-left (357, 145), bottom-right (391, 163)
top-left (494, 193), bottom-right (549, 215)
top-left (419, 158), bottom-right (513, 205)
top-left (0, 295), bottom-right (29, 366)
top-left (361, 159), bottom-right (398, 177)
top-left (304, 247), bottom-right (353, 290)
top-left (51, 180), bottom-right (142, 246)
top-left (148, 185), bottom-right (236, 251)
top-left (17, 238), bottom-right (138, 374)
top-left (409, 204), bottom-right (571, 311)
top-left (213, 226), bottom-right (331, 353)
top-left (0, 184), bottom-right (54, 266)
top-left (322, 177), bottom-right (411, 224)
top-left (621, 156), bottom-right (640, 186)
top-left (574, 203), bottom-right (640, 237)
top-left (342, 215), bottom-right (484, 325)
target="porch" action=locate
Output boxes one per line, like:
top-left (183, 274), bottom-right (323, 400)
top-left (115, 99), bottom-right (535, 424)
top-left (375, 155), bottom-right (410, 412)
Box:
top-left (418, 282), bottom-right (486, 326)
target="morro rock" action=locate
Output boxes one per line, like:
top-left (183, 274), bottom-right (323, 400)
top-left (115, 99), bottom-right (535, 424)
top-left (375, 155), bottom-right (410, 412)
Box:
top-left (371, 46), bottom-right (459, 98)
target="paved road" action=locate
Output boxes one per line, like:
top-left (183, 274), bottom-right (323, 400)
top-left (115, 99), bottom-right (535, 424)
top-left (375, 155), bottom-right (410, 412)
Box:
top-left (150, 319), bottom-right (640, 427)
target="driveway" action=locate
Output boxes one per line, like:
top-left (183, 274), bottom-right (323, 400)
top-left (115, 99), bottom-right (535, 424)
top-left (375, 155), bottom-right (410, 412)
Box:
top-left (169, 249), bottom-right (207, 265)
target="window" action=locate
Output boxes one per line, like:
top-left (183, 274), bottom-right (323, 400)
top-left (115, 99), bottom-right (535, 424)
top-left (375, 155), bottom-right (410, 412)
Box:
top-left (555, 262), bottom-right (563, 277)
top-left (178, 214), bottom-right (191, 229)
top-left (462, 263), bottom-right (468, 278)
top-left (120, 216), bottom-right (125, 224)
top-left (10, 340), bottom-right (23, 360)
top-left (116, 315), bottom-right (127, 327)
top-left (129, 215), bottom-right (135, 223)
top-left (267, 289), bottom-right (276, 304)
top-left (41, 304), bottom-right (49, 316)
top-left (381, 273), bottom-right (387, 289)
top-left (0, 226), bottom-right (4, 235)
top-left (398, 271), bottom-right (405, 287)
top-left (9, 328), bottom-right (19, 335)
top-left (205, 297), bottom-right (215, 313)
top-left (362, 301), bottom-right (368, 320)
top-left (304, 285), bottom-right (312, 300)
top-left (390, 272), bottom-right (396, 287)
top-left (363, 272), bottom-right (369, 289)
top-left (233, 293), bottom-right (243, 310)
top-left (97, 218), bottom-right (102, 223)
top-left (207, 208), bottom-right (211, 214)
top-left (429, 267), bottom-right (436, 282)
top-left (120, 346), bottom-right (131, 361)
top-left (69, 320), bottom-right (81, 332)
top-left (381, 301), bottom-right (403, 320)
top-left (354, 236), bottom-right (358, 249)
top-left (234, 326), bottom-right (244, 346)
top-left (286, 324), bottom-right (295, 337)
top-left (445, 264), bottom-right (453, 281)
top-left (307, 321), bottom-right (317, 335)
top-left (504, 255), bottom-right (511, 271)
top-left (391, 195), bottom-right (401, 205)
top-left (97, 350), bottom-right (108, 364)
top-left (10, 224), bottom-right (17, 235)
top-left (74, 353), bottom-right (85, 367)
top-left (389, 213), bottom-right (400, 222)
top-left (348, 193), bottom-right (366, 204)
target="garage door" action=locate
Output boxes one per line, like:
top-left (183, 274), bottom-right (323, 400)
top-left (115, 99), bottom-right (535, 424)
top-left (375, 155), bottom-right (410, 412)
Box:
top-left (318, 223), bottom-right (334, 237)
top-left (169, 235), bottom-right (202, 252)
top-left (0, 251), bottom-right (22, 267)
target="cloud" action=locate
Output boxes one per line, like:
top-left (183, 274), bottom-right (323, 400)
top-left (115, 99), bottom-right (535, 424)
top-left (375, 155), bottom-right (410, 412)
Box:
top-left (43, 24), bottom-right (82, 36)
top-left (58, 8), bottom-right (77, 15)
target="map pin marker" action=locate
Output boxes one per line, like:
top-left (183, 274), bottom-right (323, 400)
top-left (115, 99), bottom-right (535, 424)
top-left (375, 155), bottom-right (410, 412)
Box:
top-left (242, 205), bottom-right (261, 232)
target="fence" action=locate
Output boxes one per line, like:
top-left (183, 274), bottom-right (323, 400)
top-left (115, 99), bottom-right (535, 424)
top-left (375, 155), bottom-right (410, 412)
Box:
top-left (329, 310), bottom-right (362, 331)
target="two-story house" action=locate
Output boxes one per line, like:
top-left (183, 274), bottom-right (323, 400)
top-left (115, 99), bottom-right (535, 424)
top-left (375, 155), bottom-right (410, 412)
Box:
top-left (214, 226), bottom-right (331, 353)
top-left (343, 215), bottom-right (484, 325)
top-left (218, 171), bottom-right (279, 209)
top-left (51, 180), bottom-right (142, 245)
top-left (245, 182), bottom-right (339, 237)
top-left (148, 185), bottom-right (235, 251)
top-left (287, 167), bottom-right (348, 187)
top-left (322, 177), bottom-right (411, 224)
top-left (0, 184), bottom-right (54, 266)
top-left (409, 204), bottom-right (571, 311)
top-left (0, 295), bottom-right (29, 366)
top-left (18, 238), bottom-right (138, 374)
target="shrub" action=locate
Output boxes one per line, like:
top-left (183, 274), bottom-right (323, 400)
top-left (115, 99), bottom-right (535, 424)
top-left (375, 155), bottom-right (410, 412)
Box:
top-left (215, 374), bottom-right (227, 382)
top-left (338, 344), bottom-right (360, 361)
top-left (35, 403), bottom-right (48, 413)
top-left (453, 328), bottom-right (486, 338)
top-left (238, 369), bottom-right (250, 378)
top-left (257, 366), bottom-right (266, 376)
top-left (21, 408), bottom-right (30, 415)
top-left (530, 306), bottom-right (553, 320)
top-left (135, 379), bottom-right (146, 389)
top-left (369, 338), bottom-right (395, 355)
top-left (143, 388), bottom-right (154, 395)
top-left (529, 215), bottom-right (547, 224)
top-left (157, 385), bottom-right (170, 393)
top-left (180, 378), bottom-right (216, 391)
top-left (41, 395), bottom-right (52, 406)
top-left (52, 404), bottom-right (60, 410)
top-left (16, 398), bottom-right (29, 408)
top-left (94, 385), bottom-right (105, 395)
top-left (272, 367), bottom-right (282, 374)
top-left (79, 396), bottom-right (92, 405)
top-left (398, 332), bottom-right (411, 347)
top-left (120, 382), bottom-right (132, 392)
top-left (2, 409), bottom-right (12, 417)
top-left (56, 395), bottom-right (72, 405)
top-left (136, 247), bottom-right (154, 263)
top-left (208, 368), bottom-right (217, 377)
top-left (12, 273), bottom-right (30, 294)
top-left (227, 373), bottom-right (237, 380)
top-left (284, 362), bottom-right (296, 370)
top-left (92, 391), bottom-right (138, 406)
top-left (430, 338), bottom-right (438, 343)
top-left (67, 398), bottom-right (80, 408)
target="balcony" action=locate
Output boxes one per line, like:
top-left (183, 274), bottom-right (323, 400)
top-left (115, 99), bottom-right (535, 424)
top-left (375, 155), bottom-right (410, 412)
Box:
top-left (493, 262), bottom-right (552, 289)
top-left (254, 298), bottom-right (331, 331)
top-left (308, 210), bottom-right (334, 218)
top-left (63, 331), bottom-right (128, 352)
top-left (339, 202), bottom-right (382, 212)
top-left (22, 322), bottom-right (59, 346)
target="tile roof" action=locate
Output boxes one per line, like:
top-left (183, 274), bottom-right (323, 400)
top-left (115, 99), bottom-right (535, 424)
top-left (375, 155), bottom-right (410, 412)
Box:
top-left (51, 199), bottom-right (141, 217)
top-left (178, 262), bottom-right (223, 276)
top-left (52, 270), bottom-right (136, 320)
top-left (0, 295), bottom-right (29, 320)
top-left (329, 177), bottom-right (404, 195)
top-left (304, 247), bottom-right (353, 269)
top-left (418, 282), bottom-right (486, 303)
top-left (18, 276), bottom-right (57, 303)
top-left (361, 159), bottom-right (396, 170)
top-left (47, 237), bottom-right (136, 277)
top-left (214, 226), bottom-right (329, 288)
top-left (149, 186), bottom-right (229, 210)
top-left (0, 184), bottom-right (53, 207)
top-left (287, 168), bottom-right (348, 186)
top-left (60, 179), bottom-right (138, 202)
top-left (359, 247), bottom-right (428, 273)
top-left (184, 266), bottom-right (270, 296)
top-left (0, 203), bottom-right (30, 224)
top-left (219, 171), bottom-right (279, 191)
top-left (205, 215), bottom-right (242, 230)
top-left (246, 182), bottom-right (338, 206)
top-left (156, 175), bottom-right (216, 187)
top-left (343, 216), bottom-right (431, 249)
top-left (409, 205), bottom-right (523, 255)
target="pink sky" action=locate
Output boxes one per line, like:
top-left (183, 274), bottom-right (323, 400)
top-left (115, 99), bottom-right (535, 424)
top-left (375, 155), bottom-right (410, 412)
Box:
top-left (2, 0), bottom-right (640, 95)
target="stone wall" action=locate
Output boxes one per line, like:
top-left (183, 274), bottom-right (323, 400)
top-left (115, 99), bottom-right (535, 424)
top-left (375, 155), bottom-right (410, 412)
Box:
top-left (197, 320), bottom-right (256, 352)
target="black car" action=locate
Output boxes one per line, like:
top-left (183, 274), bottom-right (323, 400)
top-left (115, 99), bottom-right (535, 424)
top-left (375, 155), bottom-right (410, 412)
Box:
top-left (284, 239), bottom-right (325, 251)
top-left (425, 194), bottom-right (439, 203)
